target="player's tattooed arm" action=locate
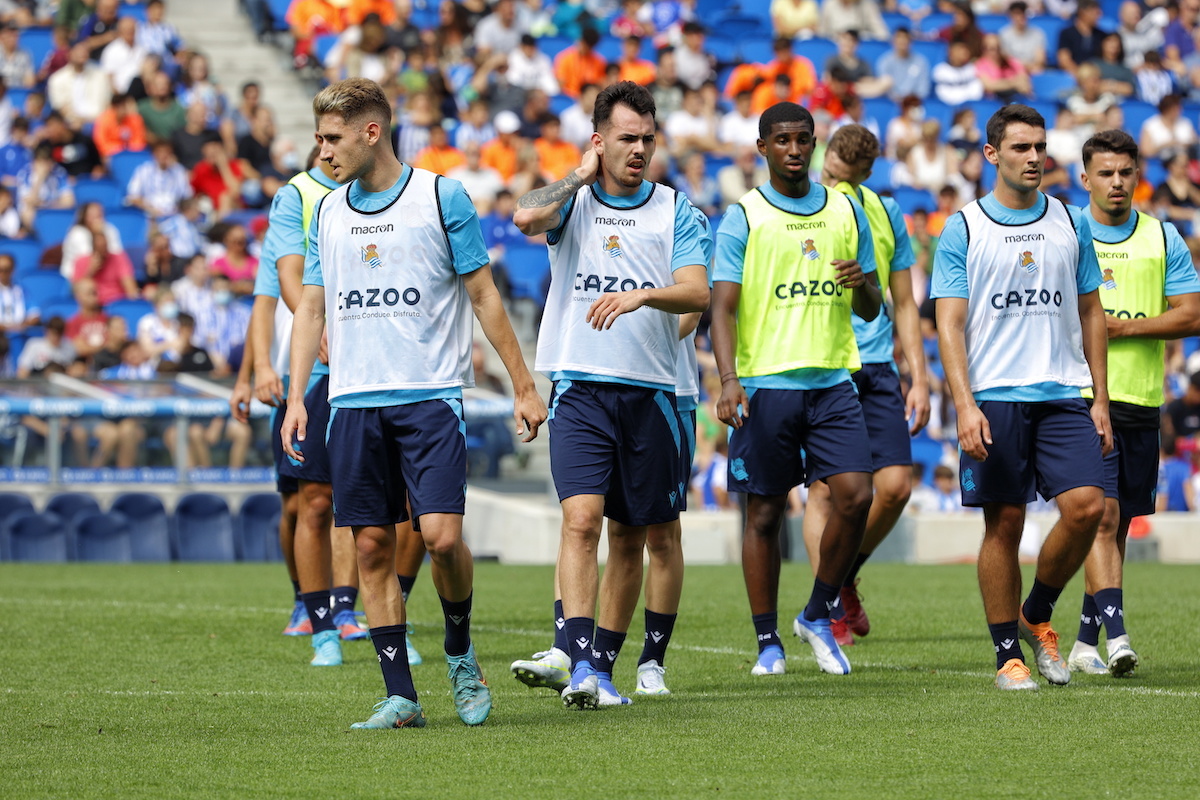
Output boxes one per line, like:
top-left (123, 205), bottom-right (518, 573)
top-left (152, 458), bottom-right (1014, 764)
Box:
top-left (516, 172), bottom-right (585, 210)
top-left (513, 146), bottom-right (600, 236)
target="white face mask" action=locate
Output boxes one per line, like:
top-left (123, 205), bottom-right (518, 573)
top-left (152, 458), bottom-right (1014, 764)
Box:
top-left (159, 302), bottom-right (179, 320)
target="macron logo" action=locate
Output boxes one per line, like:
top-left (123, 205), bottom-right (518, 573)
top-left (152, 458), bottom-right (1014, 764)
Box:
top-left (1081, 615), bottom-right (1092, 624)
top-left (826, 597), bottom-right (841, 612)
top-left (650, 632), bottom-right (664, 643)
top-left (337, 595), bottom-right (351, 604)
top-left (382, 646), bottom-right (399, 661)
top-left (575, 637), bottom-right (590, 650)
top-left (449, 615), bottom-right (467, 625)
top-left (351, 223), bottom-right (394, 235)
top-left (315, 608), bottom-right (328, 619)
top-left (555, 617), bottom-right (565, 630)
top-left (999, 638), bottom-right (1016, 651)
top-left (1104, 606), bottom-right (1117, 617)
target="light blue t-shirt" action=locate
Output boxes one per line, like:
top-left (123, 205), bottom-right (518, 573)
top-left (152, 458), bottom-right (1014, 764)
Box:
top-left (854, 193), bottom-right (916, 365)
top-left (930, 192), bottom-right (1102, 402)
top-left (303, 165), bottom-right (488, 407)
top-left (714, 181), bottom-right (878, 391)
top-left (1089, 210), bottom-right (1200, 297)
top-left (547, 180), bottom-right (711, 392)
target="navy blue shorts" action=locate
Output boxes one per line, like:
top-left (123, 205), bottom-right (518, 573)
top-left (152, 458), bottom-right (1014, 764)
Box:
top-left (548, 380), bottom-right (684, 527)
top-left (1102, 426), bottom-right (1160, 518)
top-left (727, 382), bottom-right (873, 496)
top-left (326, 400), bottom-right (467, 528)
top-left (271, 403), bottom-right (298, 495)
top-left (853, 363), bottom-right (913, 471)
top-left (960, 399), bottom-right (1104, 507)
top-left (679, 408), bottom-right (697, 513)
top-left (280, 374), bottom-right (333, 485)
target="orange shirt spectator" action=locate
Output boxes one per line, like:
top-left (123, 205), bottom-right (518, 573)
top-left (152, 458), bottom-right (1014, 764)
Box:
top-left (92, 95), bottom-right (147, 160)
top-left (760, 51), bottom-right (817, 104)
top-left (414, 128), bottom-right (467, 176)
top-left (288, 0), bottom-right (396, 35)
top-left (481, 111), bottom-right (522, 182)
top-left (724, 63), bottom-right (766, 99)
top-left (554, 29), bottom-right (608, 98)
top-left (535, 124), bottom-right (581, 182)
top-left (619, 58), bottom-right (656, 86)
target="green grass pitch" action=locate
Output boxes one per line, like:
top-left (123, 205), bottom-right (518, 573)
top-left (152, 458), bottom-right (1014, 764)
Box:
top-left (2, 561), bottom-right (1199, 799)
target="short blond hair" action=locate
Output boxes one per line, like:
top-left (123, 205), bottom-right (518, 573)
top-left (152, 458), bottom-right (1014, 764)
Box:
top-left (313, 78), bottom-right (393, 126)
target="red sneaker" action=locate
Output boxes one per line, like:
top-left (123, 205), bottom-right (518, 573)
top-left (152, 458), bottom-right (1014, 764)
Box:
top-left (840, 580), bottom-right (870, 637)
top-left (830, 616), bottom-right (855, 647)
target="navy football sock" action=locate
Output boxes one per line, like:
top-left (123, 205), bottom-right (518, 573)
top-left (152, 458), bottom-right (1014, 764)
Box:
top-left (989, 621), bottom-right (1023, 670)
top-left (1077, 593), bottom-right (1102, 646)
top-left (803, 578), bottom-right (842, 622)
top-left (291, 580), bottom-right (301, 602)
top-left (1094, 587), bottom-right (1127, 639)
top-left (370, 624), bottom-right (417, 702)
top-left (752, 612), bottom-right (780, 652)
top-left (1021, 578), bottom-right (1064, 626)
top-left (553, 599), bottom-right (568, 653)
top-left (439, 593), bottom-right (473, 657)
top-left (563, 617), bottom-right (595, 671)
top-left (639, 610), bottom-right (677, 666)
top-left (331, 585), bottom-right (357, 618)
top-left (301, 589), bottom-right (335, 633)
top-left (397, 573), bottom-right (416, 604)
top-left (592, 627), bottom-right (626, 675)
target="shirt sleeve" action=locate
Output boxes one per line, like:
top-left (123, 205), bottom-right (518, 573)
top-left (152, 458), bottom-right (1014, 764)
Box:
top-left (1164, 220), bottom-right (1200, 295)
top-left (690, 202), bottom-right (715, 277)
top-left (437, 177), bottom-right (488, 276)
top-left (713, 202), bottom-right (749, 285)
top-left (545, 195), bottom-right (577, 246)
top-left (929, 212), bottom-right (969, 299)
top-left (1071, 206), bottom-right (1102, 294)
top-left (670, 193), bottom-right (710, 273)
top-left (302, 196), bottom-right (324, 288)
top-left (267, 184), bottom-right (307, 259)
top-left (882, 196), bottom-right (915, 272)
top-left (848, 195), bottom-right (877, 275)
top-left (253, 237), bottom-right (280, 299)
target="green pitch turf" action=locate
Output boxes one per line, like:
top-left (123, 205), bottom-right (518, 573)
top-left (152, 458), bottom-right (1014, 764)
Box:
top-left (2, 561), bottom-right (1198, 799)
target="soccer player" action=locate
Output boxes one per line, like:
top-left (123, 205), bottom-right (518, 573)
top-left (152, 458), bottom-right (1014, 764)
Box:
top-left (282, 78), bottom-right (546, 728)
top-left (509, 214), bottom-right (712, 703)
top-left (710, 101), bottom-right (882, 677)
top-left (512, 80), bottom-right (710, 709)
top-left (803, 123), bottom-right (931, 646)
top-left (930, 105), bottom-right (1111, 691)
top-left (1067, 129), bottom-right (1200, 677)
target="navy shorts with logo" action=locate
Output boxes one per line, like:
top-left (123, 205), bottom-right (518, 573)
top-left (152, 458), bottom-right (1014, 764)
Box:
top-left (270, 403), bottom-right (298, 494)
top-left (326, 399), bottom-right (467, 528)
top-left (853, 363), bottom-right (913, 471)
top-left (678, 407), bottom-right (697, 512)
top-left (548, 380), bottom-right (684, 527)
top-left (727, 382), bottom-right (874, 496)
top-left (960, 398), bottom-right (1104, 507)
top-left (1102, 426), bottom-right (1160, 518)
top-left (280, 374), bottom-right (333, 485)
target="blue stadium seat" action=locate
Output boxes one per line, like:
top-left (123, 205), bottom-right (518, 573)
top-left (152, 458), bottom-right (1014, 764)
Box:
top-left (710, 14), bottom-right (768, 41)
top-left (537, 35), bottom-right (574, 59)
top-left (111, 492), bottom-right (172, 561)
top-left (505, 244), bottom-right (552, 303)
top-left (74, 177), bottom-right (124, 210)
top-left (266, 0), bottom-right (291, 30)
top-left (235, 492), bottom-right (283, 562)
top-left (1029, 16), bottom-right (1067, 67)
top-left (910, 432), bottom-right (946, 487)
top-left (39, 298), bottom-right (79, 323)
top-left (45, 492), bottom-right (101, 529)
top-left (859, 40), bottom-right (889, 68)
top-left (17, 271), bottom-right (70, 311)
top-left (1142, 158), bottom-right (1166, 187)
top-left (0, 238), bottom-right (44, 275)
top-left (881, 11), bottom-right (909, 33)
top-left (466, 417), bottom-right (516, 479)
top-left (910, 40), bottom-right (947, 68)
top-left (119, 4), bottom-right (146, 21)
top-left (707, 37), bottom-right (741, 65)
top-left (103, 298), bottom-right (154, 333)
top-left (7, 88), bottom-right (29, 111)
top-left (548, 94), bottom-right (574, 115)
top-left (33, 208), bottom-right (75, 246)
top-left (977, 14), bottom-right (1008, 33)
top-left (109, 150), bottom-right (154, 192)
top-left (1029, 70), bottom-right (1076, 102)
top-left (313, 33), bottom-right (339, 65)
top-left (1121, 100), bottom-right (1158, 139)
top-left (175, 492), bottom-right (236, 562)
top-left (796, 38), bottom-right (836, 71)
top-left (921, 99), bottom-right (955, 134)
top-left (739, 36), bottom-right (776, 65)
top-left (108, 208), bottom-right (148, 248)
top-left (594, 35), bottom-right (621, 63)
top-left (74, 511), bottom-right (134, 562)
top-left (1026, 99), bottom-right (1059, 127)
top-left (967, 99), bottom-right (1004, 128)
top-left (862, 97), bottom-right (898, 130)
top-left (916, 12), bottom-right (953, 37)
top-left (18, 26), bottom-right (53, 70)
top-left (891, 186), bottom-right (937, 215)
top-left (863, 159), bottom-right (897, 194)
top-left (4, 511), bottom-right (70, 562)
top-left (0, 492), bottom-right (35, 551)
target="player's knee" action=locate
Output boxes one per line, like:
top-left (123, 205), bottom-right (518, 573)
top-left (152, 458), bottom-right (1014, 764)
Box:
top-left (1062, 491), bottom-right (1105, 533)
top-left (833, 481), bottom-right (873, 522)
top-left (300, 484), bottom-right (333, 523)
top-left (421, 531), bottom-right (461, 560)
top-left (875, 472), bottom-right (911, 511)
top-left (645, 525), bottom-right (681, 557)
top-left (1095, 500), bottom-right (1121, 540)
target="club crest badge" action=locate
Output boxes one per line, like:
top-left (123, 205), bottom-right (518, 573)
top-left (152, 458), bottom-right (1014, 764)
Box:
top-left (603, 235), bottom-right (623, 259)
top-left (362, 243), bottom-right (383, 269)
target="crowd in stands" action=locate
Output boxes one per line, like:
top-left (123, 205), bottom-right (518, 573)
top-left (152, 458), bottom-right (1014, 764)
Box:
top-left (0, 0), bottom-right (1199, 505)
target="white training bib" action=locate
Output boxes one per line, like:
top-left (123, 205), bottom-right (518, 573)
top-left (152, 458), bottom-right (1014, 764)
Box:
top-left (960, 196), bottom-right (1091, 393)
top-left (315, 168), bottom-right (474, 401)
top-left (536, 183), bottom-right (681, 387)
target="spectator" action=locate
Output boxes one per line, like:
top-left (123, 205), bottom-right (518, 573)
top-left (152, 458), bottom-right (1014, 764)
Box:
top-left (665, 85), bottom-right (719, 158)
top-left (126, 53), bottom-right (163, 104)
top-left (0, 252), bottom-right (34, 333)
top-left (831, 94), bottom-right (881, 142)
top-left (0, 115), bottom-right (29, 188)
top-left (1089, 32), bottom-right (1137, 99)
top-left (930, 465), bottom-right (965, 512)
top-left (159, 199), bottom-right (206, 262)
top-left (138, 70), bottom-right (187, 145)
top-left (1141, 92), bottom-right (1198, 160)
top-left (209, 224), bottom-right (256, 297)
top-left (100, 16), bottom-right (147, 94)
top-left (818, 0), bottom-right (888, 40)
top-left (1058, 0), bottom-right (1108, 76)
top-left (1150, 151), bottom-right (1200, 233)
top-left (73, 230), bottom-right (137, 307)
top-left (90, 315), bottom-right (128, 375)
top-left (141, 231), bottom-right (187, 289)
top-left (1047, 106), bottom-right (1088, 173)
top-left (650, 47), bottom-right (684, 123)
top-left (393, 90), bottom-right (436, 165)
top-left (60, 201), bottom-right (124, 279)
top-left (885, 94), bottom-right (924, 161)
top-left (1117, 0), bottom-right (1163, 69)
top-left (125, 139), bottom-right (191, 219)
top-left (0, 21), bottom-right (33, 89)
top-left (46, 43), bottom-right (111, 128)
top-left (877, 27), bottom-right (931, 102)
top-left (757, 38), bottom-right (819, 111)
top-left (99, 338), bottom-right (157, 379)
top-left (15, 315), bottom-right (74, 377)
top-left (808, 64), bottom-right (856, 119)
top-left (1164, 0), bottom-right (1200, 63)
top-left (618, 36), bottom-right (656, 86)
top-left (480, 109), bottom-right (522, 184)
top-left (137, 0), bottom-right (183, 65)
top-left (560, 84), bottom-right (598, 150)
top-left (904, 120), bottom-right (959, 192)
top-left (287, 0), bottom-right (350, 70)
top-left (0, 185), bottom-right (18, 237)
top-left (137, 285), bottom-right (185, 362)
top-left (675, 22), bottom-right (714, 90)
top-left (475, 0), bottom-right (526, 57)
top-left (36, 25), bottom-right (71, 85)
top-left (1065, 61), bottom-right (1118, 134)
top-left (947, 107), bottom-right (983, 154)
top-left (192, 273), bottom-right (249, 377)
top-left (229, 81), bottom-right (260, 141)
top-left (611, 0), bottom-right (653, 39)
top-left (172, 252), bottom-right (211, 318)
top-left (1000, 1), bottom-right (1048, 75)
top-left (175, 53), bottom-right (233, 150)
top-left (76, 0), bottom-right (121, 57)
top-left (932, 40), bottom-right (984, 106)
top-left (190, 139), bottom-right (244, 217)
top-left (448, 140), bottom-right (505, 214)
top-left (65, 277), bottom-right (109, 360)
top-left (15, 141), bottom-right (73, 228)
top-left (554, 27), bottom-right (607, 99)
top-left (41, 111), bottom-right (103, 177)
top-left (412, 123), bottom-right (465, 175)
top-left (507, 140), bottom-right (550, 199)
top-left (976, 33), bottom-right (1032, 102)
top-left (506, 34), bottom-right (560, 96)
top-left (325, 13), bottom-right (400, 85)
top-left (1164, 370), bottom-right (1200, 437)
top-left (516, 88), bottom-right (550, 140)
top-left (938, 2), bottom-right (985, 60)
top-left (1136, 49), bottom-right (1178, 105)
top-left (716, 144), bottom-right (768, 210)
top-left (771, 0), bottom-right (819, 39)
top-left (92, 92), bottom-right (147, 162)
top-left (480, 188), bottom-right (527, 288)
top-left (532, 115), bottom-right (580, 182)
top-left (717, 90), bottom-right (760, 152)
top-left (675, 151), bottom-right (719, 216)
top-left (157, 311), bottom-right (214, 374)
top-left (450, 101), bottom-right (493, 153)
top-left (236, 106), bottom-right (280, 179)
top-left (826, 28), bottom-right (890, 98)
